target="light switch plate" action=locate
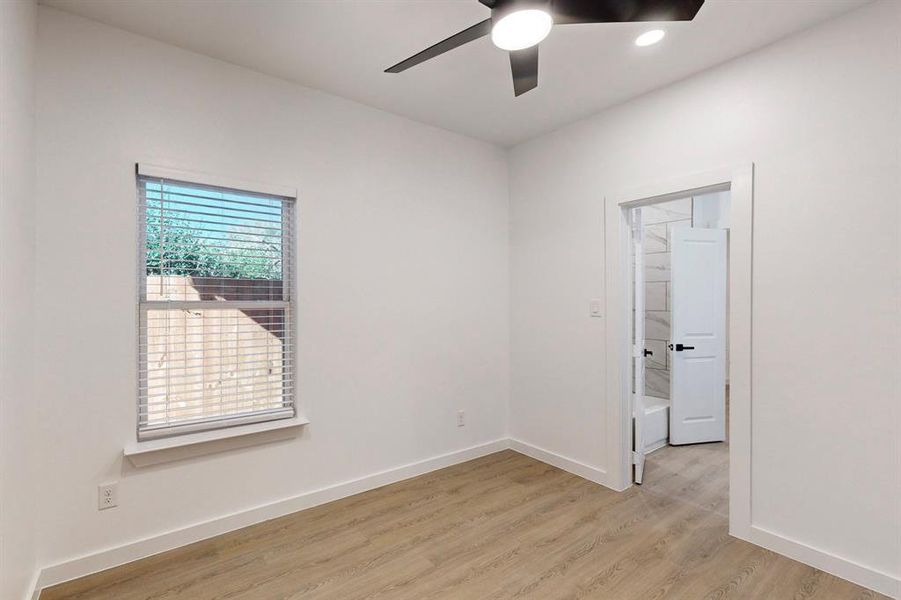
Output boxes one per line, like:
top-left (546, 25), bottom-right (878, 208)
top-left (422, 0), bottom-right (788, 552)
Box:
top-left (589, 299), bottom-right (603, 318)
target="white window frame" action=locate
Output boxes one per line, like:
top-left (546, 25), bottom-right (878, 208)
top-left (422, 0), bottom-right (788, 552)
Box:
top-left (136, 164), bottom-right (298, 441)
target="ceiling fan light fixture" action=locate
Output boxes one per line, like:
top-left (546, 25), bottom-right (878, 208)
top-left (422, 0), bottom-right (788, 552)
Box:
top-left (491, 9), bottom-right (553, 51)
top-left (385, 0), bottom-right (706, 97)
top-left (635, 29), bottom-right (666, 47)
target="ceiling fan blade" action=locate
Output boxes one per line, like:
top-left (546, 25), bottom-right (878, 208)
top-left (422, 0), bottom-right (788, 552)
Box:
top-left (385, 18), bottom-right (493, 73)
top-left (550, 0), bottom-right (705, 25)
top-left (510, 46), bottom-right (539, 97)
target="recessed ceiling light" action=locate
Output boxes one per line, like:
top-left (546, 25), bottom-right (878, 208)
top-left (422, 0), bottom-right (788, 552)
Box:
top-left (635, 29), bottom-right (665, 47)
top-left (491, 9), bottom-right (554, 51)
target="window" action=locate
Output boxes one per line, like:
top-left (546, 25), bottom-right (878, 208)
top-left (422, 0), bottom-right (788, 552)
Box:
top-left (137, 170), bottom-right (295, 440)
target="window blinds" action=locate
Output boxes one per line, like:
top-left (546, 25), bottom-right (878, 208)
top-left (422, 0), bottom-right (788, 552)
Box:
top-left (137, 173), bottom-right (295, 440)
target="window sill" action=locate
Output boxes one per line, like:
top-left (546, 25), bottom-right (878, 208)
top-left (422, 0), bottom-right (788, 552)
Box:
top-left (124, 415), bottom-right (309, 467)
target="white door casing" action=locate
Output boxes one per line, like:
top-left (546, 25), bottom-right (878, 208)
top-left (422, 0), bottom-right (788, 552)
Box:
top-left (632, 209), bottom-right (646, 483)
top-left (669, 226), bottom-right (727, 445)
top-left (605, 165), bottom-right (753, 580)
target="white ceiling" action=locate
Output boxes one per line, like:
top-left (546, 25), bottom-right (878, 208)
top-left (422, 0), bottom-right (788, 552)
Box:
top-left (42, 0), bottom-right (868, 146)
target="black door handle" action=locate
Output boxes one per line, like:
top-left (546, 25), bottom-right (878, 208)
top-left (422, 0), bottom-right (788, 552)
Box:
top-left (643, 349), bottom-right (653, 357)
top-left (668, 343), bottom-right (695, 352)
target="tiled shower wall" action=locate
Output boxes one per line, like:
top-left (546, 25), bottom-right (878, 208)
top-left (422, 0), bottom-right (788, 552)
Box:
top-left (638, 197), bottom-right (692, 399)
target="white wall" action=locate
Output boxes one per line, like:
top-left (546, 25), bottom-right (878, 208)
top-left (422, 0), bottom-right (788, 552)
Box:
top-left (21, 1), bottom-right (901, 596)
top-left (0, 1), bottom-right (38, 598)
top-left (692, 190), bottom-right (731, 230)
top-left (509, 0), bottom-right (899, 590)
top-left (34, 5), bottom-right (509, 576)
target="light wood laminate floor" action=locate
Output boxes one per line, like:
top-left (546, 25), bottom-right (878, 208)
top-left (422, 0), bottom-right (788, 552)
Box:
top-left (42, 444), bottom-right (885, 599)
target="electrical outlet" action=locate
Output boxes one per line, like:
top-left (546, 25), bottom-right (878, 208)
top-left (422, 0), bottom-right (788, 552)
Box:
top-left (457, 410), bottom-right (465, 427)
top-left (98, 482), bottom-right (118, 510)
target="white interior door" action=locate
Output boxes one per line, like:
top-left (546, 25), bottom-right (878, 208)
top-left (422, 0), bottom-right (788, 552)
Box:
top-left (669, 227), bottom-right (727, 445)
top-left (632, 210), bottom-right (647, 483)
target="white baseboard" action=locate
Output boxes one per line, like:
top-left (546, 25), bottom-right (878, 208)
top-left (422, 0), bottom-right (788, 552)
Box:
top-left (508, 438), bottom-right (612, 488)
top-left (30, 438), bottom-right (511, 599)
top-left (644, 439), bottom-right (668, 454)
top-left (741, 525), bottom-right (899, 598)
top-left (29, 437), bottom-right (897, 600)
top-left (507, 439), bottom-right (898, 598)
top-left (26, 569), bottom-right (42, 600)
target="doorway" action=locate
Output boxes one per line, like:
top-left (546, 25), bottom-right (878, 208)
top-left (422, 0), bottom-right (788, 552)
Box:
top-left (631, 190), bottom-right (730, 484)
top-left (603, 164), bottom-right (754, 540)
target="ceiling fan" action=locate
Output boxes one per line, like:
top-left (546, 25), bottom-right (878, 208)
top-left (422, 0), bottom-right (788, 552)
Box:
top-left (386, 0), bottom-right (705, 97)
